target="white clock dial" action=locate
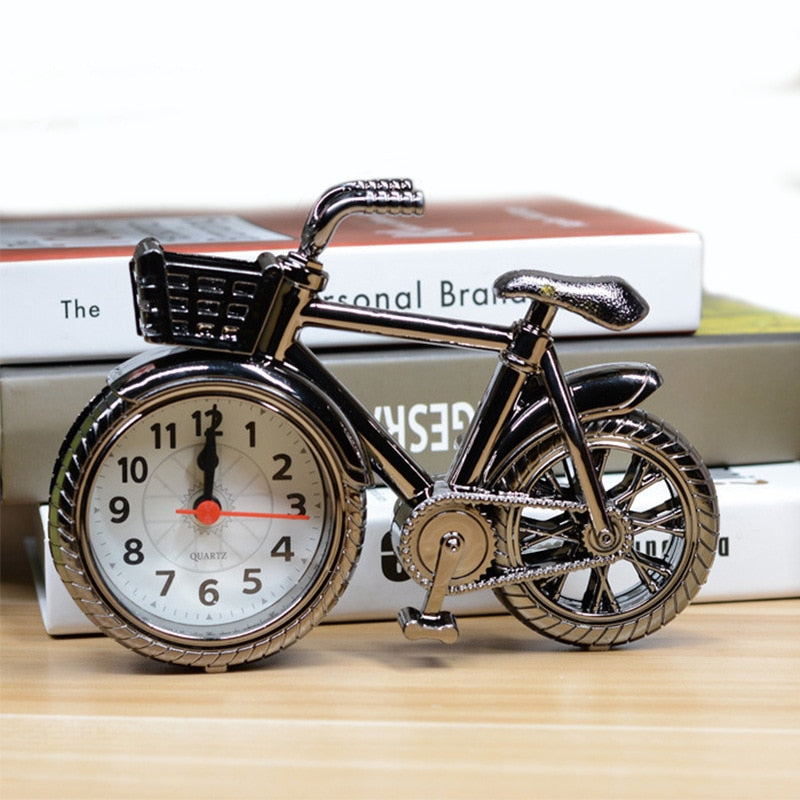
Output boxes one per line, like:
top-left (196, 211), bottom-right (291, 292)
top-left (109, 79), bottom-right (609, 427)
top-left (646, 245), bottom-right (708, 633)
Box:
top-left (82, 390), bottom-right (335, 643)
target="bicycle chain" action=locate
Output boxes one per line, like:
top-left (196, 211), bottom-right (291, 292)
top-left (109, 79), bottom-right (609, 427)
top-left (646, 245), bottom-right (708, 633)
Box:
top-left (399, 488), bottom-right (632, 595)
top-left (449, 535), bottom-right (633, 596)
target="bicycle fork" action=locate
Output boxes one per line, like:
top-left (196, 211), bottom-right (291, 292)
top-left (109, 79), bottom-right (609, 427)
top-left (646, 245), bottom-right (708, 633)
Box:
top-left (538, 347), bottom-right (622, 555)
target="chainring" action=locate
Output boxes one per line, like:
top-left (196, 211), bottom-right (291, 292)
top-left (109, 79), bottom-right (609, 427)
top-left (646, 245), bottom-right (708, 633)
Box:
top-left (393, 493), bottom-right (496, 588)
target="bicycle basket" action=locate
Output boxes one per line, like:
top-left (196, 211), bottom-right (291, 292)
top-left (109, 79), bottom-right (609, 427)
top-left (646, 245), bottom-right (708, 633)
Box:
top-left (129, 238), bottom-right (281, 355)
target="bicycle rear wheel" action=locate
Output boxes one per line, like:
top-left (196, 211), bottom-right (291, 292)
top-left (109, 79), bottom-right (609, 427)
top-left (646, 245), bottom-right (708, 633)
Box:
top-left (491, 411), bottom-right (719, 648)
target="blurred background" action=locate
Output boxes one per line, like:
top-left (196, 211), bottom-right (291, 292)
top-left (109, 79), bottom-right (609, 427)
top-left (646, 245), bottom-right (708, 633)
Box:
top-left (2, 0), bottom-right (799, 314)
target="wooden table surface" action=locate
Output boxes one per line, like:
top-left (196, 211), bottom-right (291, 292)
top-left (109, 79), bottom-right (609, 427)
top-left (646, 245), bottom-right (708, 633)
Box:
top-left (1, 531), bottom-right (798, 800)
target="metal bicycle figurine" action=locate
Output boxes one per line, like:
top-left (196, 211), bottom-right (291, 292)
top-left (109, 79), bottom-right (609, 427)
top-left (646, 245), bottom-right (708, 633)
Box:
top-left (49, 179), bottom-right (719, 671)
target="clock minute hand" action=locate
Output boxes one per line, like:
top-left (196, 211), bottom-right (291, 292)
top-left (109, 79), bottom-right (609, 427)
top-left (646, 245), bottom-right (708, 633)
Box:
top-left (176, 501), bottom-right (310, 525)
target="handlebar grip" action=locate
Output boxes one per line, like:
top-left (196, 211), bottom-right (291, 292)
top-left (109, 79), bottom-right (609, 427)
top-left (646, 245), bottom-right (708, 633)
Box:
top-left (356, 179), bottom-right (414, 192)
top-left (362, 187), bottom-right (425, 216)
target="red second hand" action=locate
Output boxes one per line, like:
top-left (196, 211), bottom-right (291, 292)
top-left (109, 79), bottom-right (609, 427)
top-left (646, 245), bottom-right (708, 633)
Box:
top-left (176, 499), bottom-right (309, 525)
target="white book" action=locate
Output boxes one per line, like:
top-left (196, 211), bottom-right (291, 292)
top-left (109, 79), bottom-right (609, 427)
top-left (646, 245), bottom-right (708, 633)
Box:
top-left (694, 462), bottom-right (800, 602)
top-left (31, 462), bottom-right (800, 636)
top-left (1, 197), bottom-right (702, 364)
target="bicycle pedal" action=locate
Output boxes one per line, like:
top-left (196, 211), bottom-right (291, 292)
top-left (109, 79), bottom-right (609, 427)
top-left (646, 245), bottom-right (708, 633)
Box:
top-left (397, 606), bottom-right (459, 644)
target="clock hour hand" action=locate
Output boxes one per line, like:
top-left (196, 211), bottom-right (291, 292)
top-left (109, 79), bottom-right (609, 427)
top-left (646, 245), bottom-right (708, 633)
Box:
top-left (196, 426), bottom-right (219, 502)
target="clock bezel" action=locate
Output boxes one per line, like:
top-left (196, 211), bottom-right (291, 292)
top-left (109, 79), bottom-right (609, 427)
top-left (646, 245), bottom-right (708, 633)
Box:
top-left (50, 366), bottom-right (366, 669)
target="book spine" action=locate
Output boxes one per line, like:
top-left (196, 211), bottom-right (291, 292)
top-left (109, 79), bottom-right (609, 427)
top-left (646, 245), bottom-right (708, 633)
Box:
top-left (31, 462), bottom-right (800, 636)
top-left (2, 332), bottom-right (798, 504)
top-left (0, 233), bottom-right (701, 364)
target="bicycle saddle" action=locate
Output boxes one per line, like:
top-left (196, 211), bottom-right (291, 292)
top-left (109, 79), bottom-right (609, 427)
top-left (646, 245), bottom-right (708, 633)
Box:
top-left (494, 269), bottom-right (649, 331)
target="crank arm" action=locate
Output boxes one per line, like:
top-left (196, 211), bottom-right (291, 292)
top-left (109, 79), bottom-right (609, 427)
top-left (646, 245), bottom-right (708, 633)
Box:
top-left (398, 533), bottom-right (463, 644)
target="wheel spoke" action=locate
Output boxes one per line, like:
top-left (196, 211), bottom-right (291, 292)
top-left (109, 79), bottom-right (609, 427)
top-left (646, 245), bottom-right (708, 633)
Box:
top-left (581, 565), bottom-right (619, 614)
top-left (534, 467), bottom-right (573, 502)
top-left (534, 572), bottom-right (568, 602)
top-left (591, 448), bottom-right (611, 479)
top-left (608, 454), bottom-right (663, 510)
top-left (628, 501), bottom-right (686, 537)
top-left (519, 512), bottom-right (583, 544)
top-left (625, 549), bottom-right (677, 594)
top-left (520, 537), bottom-right (579, 563)
top-left (627, 548), bottom-right (675, 578)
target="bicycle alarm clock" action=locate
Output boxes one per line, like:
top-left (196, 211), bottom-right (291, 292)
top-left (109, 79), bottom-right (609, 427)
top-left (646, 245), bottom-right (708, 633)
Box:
top-left (49, 179), bottom-right (719, 671)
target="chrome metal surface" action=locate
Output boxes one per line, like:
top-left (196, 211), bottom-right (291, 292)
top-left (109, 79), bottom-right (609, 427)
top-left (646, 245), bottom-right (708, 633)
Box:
top-left (399, 531), bottom-right (465, 643)
top-left (397, 606), bottom-right (459, 644)
top-left (451, 536), bottom-right (635, 595)
top-left (302, 301), bottom-right (512, 352)
top-left (298, 179), bottom-right (424, 260)
top-left (394, 491), bottom-right (496, 587)
top-left (49, 367), bottom-right (367, 670)
top-left (423, 534), bottom-right (464, 613)
top-left (489, 411), bottom-right (719, 648)
top-left (49, 178), bottom-right (719, 668)
top-left (285, 342), bottom-right (432, 501)
top-left (539, 347), bottom-right (620, 552)
top-left (107, 345), bottom-right (370, 483)
top-left (494, 269), bottom-right (649, 331)
top-left (483, 362), bottom-right (663, 481)
top-left (446, 360), bottom-right (531, 489)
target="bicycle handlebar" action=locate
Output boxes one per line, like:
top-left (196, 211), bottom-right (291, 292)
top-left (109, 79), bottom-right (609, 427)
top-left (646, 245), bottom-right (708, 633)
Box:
top-left (297, 178), bottom-right (424, 259)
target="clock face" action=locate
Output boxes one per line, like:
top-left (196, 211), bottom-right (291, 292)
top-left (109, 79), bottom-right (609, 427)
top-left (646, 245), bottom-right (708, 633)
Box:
top-left (79, 388), bottom-right (336, 645)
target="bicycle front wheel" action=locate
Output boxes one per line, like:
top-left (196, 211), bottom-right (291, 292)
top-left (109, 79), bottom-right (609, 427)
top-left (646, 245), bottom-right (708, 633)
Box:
top-left (49, 375), bottom-right (366, 670)
top-left (491, 411), bottom-right (719, 648)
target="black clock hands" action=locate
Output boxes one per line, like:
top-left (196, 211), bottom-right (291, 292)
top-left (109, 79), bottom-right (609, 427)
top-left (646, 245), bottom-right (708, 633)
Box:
top-left (196, 424), bottom-right (219, 504)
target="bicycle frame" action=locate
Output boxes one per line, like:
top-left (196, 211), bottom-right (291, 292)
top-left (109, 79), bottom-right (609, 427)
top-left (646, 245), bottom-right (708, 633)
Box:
top-left (288, 298), bottom-right (513, 501)
top-left (255, 257), bottom-right (660, 556)
top-left (129, 177), bottom-right (662, 567)
top-left (217, 180), bottom-right (661, 552)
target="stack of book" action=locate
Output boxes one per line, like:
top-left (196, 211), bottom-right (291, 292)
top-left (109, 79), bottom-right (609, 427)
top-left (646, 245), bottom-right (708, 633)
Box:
top-left (1, 194), bottom-right (798, 634)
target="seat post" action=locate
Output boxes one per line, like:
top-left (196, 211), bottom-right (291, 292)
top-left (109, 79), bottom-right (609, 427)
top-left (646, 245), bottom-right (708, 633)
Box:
top-left (447, 303), bottom-right (556, 489)
top-left (524, 299), bottom-right (555, 329)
